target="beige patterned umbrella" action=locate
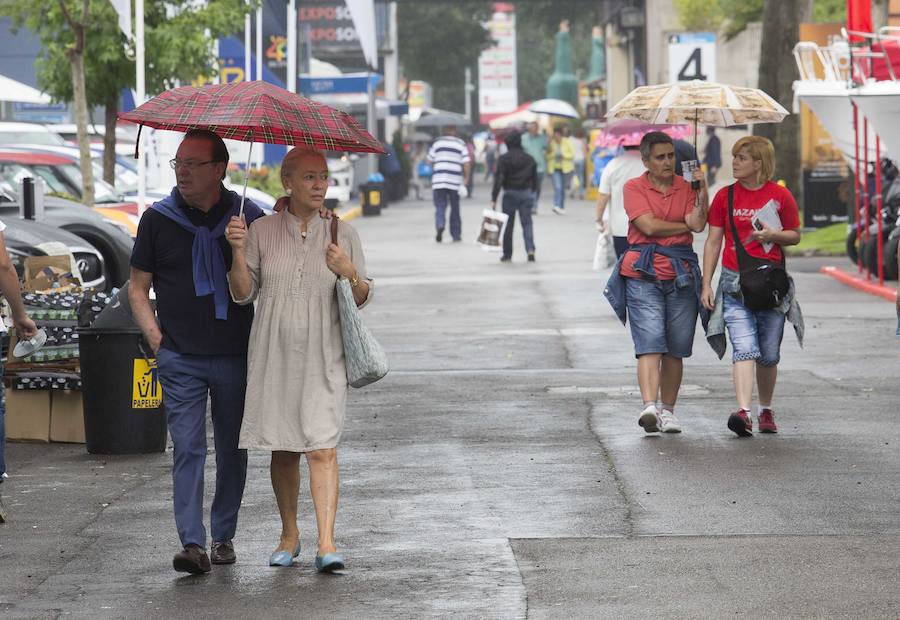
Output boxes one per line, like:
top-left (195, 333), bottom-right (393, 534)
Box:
top-left (607, 80), bottom-right (789, 127)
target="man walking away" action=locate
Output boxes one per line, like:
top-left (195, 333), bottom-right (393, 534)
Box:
top-left (703, 127), bottom-right (722, 188)
top-left (427, 125), bottom-right (471, 242)
top-left (129, 129), bottom-right (265, 574)
top-left (521, 121), bottom-right (548, 214)
top-left (491, 131), bottom-right (538, 263)
top-left (596, 144), bottom-right (646, 257)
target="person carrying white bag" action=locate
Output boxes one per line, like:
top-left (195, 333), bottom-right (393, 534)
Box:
top-left (490, 130), bottom-right (539, 263)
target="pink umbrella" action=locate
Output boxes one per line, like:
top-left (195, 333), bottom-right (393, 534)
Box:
top-left (594, 119), bottom-right (692, 148)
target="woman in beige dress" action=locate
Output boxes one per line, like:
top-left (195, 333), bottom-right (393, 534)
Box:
top-left (225, 147), bottom-right (372, 573)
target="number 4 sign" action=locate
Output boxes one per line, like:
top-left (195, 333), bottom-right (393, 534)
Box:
top-left (668, 32), bottom-right (716, 83)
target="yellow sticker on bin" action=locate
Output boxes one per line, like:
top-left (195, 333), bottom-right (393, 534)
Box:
top-left (133, 358), bottom-right (162, 409)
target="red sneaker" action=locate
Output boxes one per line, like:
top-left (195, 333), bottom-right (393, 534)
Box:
top-left (727, 409), bottom-right (753, 437)
top-left (758, 408), bottom-right (778, 433)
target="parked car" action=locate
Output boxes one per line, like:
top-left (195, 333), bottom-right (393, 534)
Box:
top-left (3, 217), bottom-right (107, 290)
top-left (0, 122), bottom-right (67, 147)
top-left (45, 122), bottom-right (137, 157)
top-left (0, 150), bottom-right (139, 236)
top-left (8, 143), bottom-right (277, 214)
top-left (0, 184), bottom-right (133, 290)
top-left (325, 152), bottom-right (355, 207)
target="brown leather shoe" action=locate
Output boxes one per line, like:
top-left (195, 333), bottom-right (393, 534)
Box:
top-left (210, 540), bottom-right (236, 565)
top-left (173, 544), bottom-right (211, 574)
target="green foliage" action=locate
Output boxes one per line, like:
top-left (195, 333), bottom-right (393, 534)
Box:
top-left (673, 0), bottom-right (724, 32)
top-left (715, 0), bottom-right (844, 41)
top-left (229, 165), bottom-right (284, 198)
top-left (398, 1), bottom-right (493, 113)
top-left (515, 3), bottom-right (603, 104)
top-left (812, 0), bottom-right (845, 23)
top-left (718, 0), bottom-right (764, 40)
top-left (0, 0), bottom-right (253, 107)
top-left (785, 223), bottom-right (847, 256)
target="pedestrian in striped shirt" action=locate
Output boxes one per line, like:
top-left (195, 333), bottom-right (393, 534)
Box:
top-left (427, 126), bottom-right (471, 242)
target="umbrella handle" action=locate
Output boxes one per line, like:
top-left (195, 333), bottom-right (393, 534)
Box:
top-left (239, 142), bottom-right (253, 218)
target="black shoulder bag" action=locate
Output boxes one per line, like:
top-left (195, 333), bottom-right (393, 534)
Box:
top-left (727, 184), bottom-right (790, 311)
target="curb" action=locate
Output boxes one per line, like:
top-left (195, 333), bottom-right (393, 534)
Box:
top-left (820, 266), bottom-right (898, 302)
top-left (336, 205), bottom-right (362, 221)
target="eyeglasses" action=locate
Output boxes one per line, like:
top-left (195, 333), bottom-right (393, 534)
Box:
top-left (169, 158), bottom-right (217, 171)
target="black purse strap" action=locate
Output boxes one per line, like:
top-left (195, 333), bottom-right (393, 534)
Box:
top-left (726, 184), bottom-right (785, 270)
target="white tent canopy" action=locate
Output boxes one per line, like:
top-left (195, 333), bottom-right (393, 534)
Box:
top-left (0, 75), bottom-right (51, 104)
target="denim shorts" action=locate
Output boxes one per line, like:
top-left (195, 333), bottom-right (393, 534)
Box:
top-left (624, 277), bottom-right (699, 358)
top-left (723, 293), bottom-right (786, 365)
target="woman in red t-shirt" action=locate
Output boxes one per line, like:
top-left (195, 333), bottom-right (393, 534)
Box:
top-left (701, 136), bottom-right (801, 437)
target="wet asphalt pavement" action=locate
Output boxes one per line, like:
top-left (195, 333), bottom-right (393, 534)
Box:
top-left (2, 180), bottom-right (899, 619)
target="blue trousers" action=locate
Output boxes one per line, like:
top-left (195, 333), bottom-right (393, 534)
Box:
top-left (551, 171), bottom-right (571, 210)
top-left (533, 172), bottom-right (545, 210)
top-left (156, 348), bottom-right (248, 548)
top-left (433, 188), bottom-right (462, 240)
top-left (501, 189), bottom-right (535, 258)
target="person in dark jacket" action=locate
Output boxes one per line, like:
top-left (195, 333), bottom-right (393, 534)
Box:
top-left (703, 127), bottom-right (722, 187)
top-left (491, 131), bottom-right (538, 262)
top-left (674, 139), bottom-right (698, 178)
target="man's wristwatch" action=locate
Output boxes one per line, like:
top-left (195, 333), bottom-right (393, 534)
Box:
top-left (349, 274), bottom-right (361, 288)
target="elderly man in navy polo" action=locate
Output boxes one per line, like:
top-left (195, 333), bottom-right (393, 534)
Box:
top-left (129, 129), bottom-right (264, 574)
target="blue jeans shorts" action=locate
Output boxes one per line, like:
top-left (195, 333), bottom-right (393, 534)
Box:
top-left (723, 293), bottom-right (786, 365)
top-left (625, 277), bottom-right (698, 358)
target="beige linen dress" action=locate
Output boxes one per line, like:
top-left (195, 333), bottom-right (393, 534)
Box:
top-left (231, 210), bottom-right (371, 452)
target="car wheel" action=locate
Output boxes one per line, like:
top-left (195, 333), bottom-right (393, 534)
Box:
top-left (884, 234), bottom-right (900, 281)
top-left (63, 232), bottom-right (122, 291)
top-left (846, 228), bottom-right (859, 266)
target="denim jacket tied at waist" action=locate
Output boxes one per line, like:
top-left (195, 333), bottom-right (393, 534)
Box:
top-left (603, 243), bottom-right (709, 331)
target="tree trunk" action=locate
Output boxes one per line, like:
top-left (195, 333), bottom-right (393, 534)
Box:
top-left (873, 0), bottom-right (889, 32)
top-left (60, 0), bottom-right (94, 206)
top-left (69, 51), bottom-right (95, 205)
top-left (103, 91), bottom-right (118, 186)
top-left (754, 0), bottom-right (802, 195)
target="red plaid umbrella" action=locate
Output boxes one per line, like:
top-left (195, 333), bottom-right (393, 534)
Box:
top-left (118, 81), bottom-right (385, 154)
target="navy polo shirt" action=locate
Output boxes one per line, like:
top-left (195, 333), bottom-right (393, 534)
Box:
top-left (130, 186), bottom-right (259, 356)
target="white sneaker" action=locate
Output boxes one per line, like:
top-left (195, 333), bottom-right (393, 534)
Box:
top-left (638, 405), bottom-right (660, 433)
top-left (659, 409), bottom-right (682, 433)
top-left (552, 206), bottom-right (565, 215)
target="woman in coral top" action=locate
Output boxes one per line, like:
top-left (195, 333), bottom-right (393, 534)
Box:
top-left (701, 136), bottom-right (804, 438)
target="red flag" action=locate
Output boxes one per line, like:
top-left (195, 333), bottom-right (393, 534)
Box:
top-left (847, 0), bottom-right (872, 42)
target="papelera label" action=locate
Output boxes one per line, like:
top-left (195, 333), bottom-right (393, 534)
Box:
top-left (133, 358), bottom-right (162, 409)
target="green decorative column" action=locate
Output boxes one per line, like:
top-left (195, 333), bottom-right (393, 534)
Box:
top-left (588, 25), bottom-right (606, 82)
top-left (546, 20), bottom-right (579, 106)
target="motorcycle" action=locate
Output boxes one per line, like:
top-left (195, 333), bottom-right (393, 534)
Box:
top-left (846, 158), bottom-right (900, 280)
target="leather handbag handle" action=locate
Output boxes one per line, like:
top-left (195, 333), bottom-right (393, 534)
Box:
top-left (330, 214), bottom-right (341, 246)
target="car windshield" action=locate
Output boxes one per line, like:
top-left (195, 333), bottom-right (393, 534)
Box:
top-left (0, 162), bottom-right (80, 200)
top-left (57, 162), bottom-right (120, 202)
top-left (90, 157), bottom-right (138, 193)
top-left (0, 131), bottom-right (66, 146)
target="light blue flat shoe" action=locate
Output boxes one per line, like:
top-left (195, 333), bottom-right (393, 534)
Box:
top-left (268, 543), bottom-right (301, 567)
top-left (315, 552), bottom-right (345, 573)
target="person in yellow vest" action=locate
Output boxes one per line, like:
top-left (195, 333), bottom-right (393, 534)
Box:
top-left (547, 126), bottom-right (575, 215)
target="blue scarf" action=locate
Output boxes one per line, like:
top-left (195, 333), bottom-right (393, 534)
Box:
top-left (151, 187), bottom-right (263, 320)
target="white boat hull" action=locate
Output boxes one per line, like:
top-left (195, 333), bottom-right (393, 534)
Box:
top-left (850, 81), bottom-right (900, 165)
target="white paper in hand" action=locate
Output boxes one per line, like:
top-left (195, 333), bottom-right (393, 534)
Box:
top-left (750, 199), bottom-right (783, 253)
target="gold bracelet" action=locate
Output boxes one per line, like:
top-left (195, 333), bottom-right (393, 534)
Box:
top-left (349, 275), bottom-right (360, 288)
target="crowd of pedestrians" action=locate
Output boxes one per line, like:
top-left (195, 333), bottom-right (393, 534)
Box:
top-left (0, 119), bottom-right (807, 581)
